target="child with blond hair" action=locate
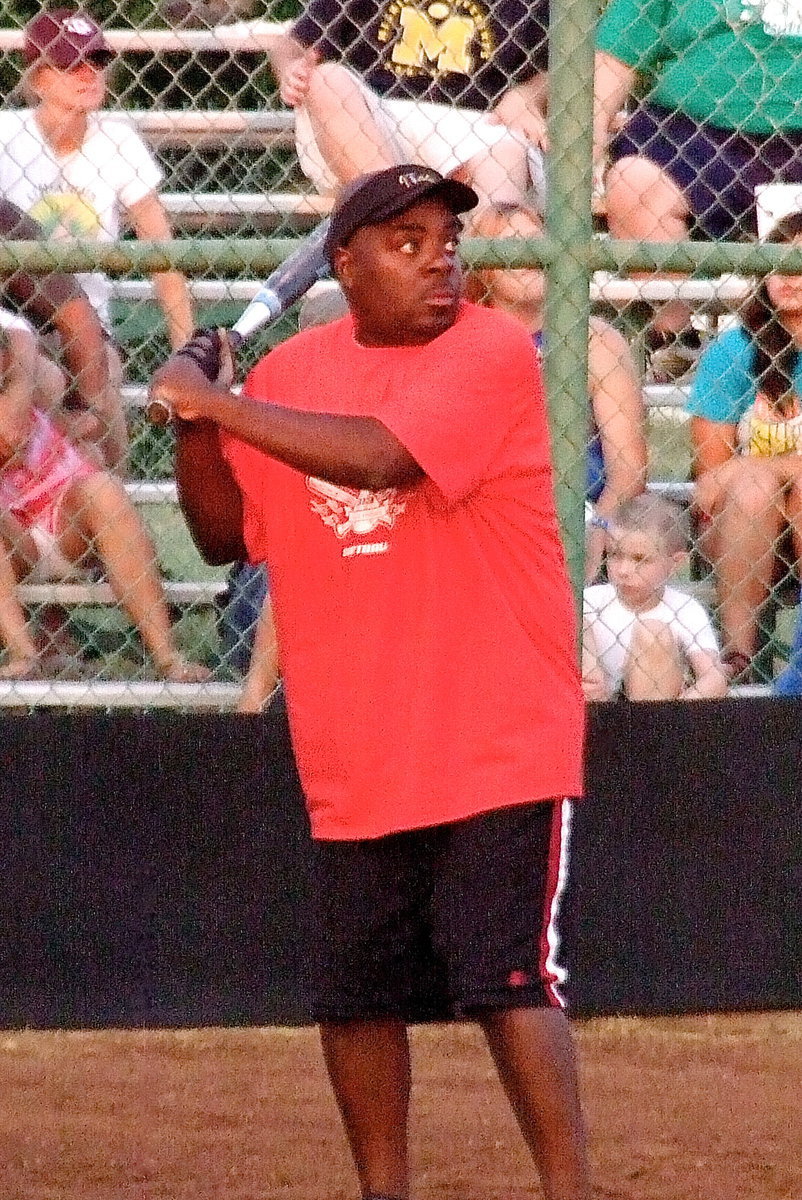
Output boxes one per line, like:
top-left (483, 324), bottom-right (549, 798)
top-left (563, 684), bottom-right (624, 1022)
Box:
top-left (583, 494), bottom-right (727, 700)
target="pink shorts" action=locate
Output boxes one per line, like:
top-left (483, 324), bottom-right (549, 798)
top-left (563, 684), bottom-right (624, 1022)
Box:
top-left (25, 525), bottom-right (90, 584)
top-left (0, 409), bottom-right (97, 539)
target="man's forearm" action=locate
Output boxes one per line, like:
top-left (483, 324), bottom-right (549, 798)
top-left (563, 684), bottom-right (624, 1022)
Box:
top-left (151, 360), bottom-right (423, 491)
top-left (0, 324), bottom-right (38, 453)
top-left (54, 295), bottom-right (110, 411)
top-left (175, 419), bottom-right (247, 564)
top-left (5, 267), bottom-right (110, 415)
top-left (208, 389), bottom-right (421, 490)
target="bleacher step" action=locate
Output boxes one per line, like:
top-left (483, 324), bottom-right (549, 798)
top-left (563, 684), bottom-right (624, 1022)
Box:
top-left (19, 579), bottom-right (225, 606)
top-left (0, 679), bottom-right (241, 709)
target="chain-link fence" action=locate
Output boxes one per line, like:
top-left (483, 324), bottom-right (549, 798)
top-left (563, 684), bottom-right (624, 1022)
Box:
top-left (2, 0), bottom-right (802, 708)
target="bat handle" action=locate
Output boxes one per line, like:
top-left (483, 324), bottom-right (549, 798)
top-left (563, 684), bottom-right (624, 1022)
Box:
top-left (146, 327), bottom-right (246, 425)
top-left (146, 391), bottom-right (174, 427)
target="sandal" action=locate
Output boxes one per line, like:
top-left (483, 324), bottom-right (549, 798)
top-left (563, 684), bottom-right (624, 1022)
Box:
top-left (157, 658), bottom-right (212, 684)
top-left (722, 650), bottom-right (753, 684)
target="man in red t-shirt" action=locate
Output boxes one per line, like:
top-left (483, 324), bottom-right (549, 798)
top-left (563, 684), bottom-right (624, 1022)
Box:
top-left (151, 165), bottom-right (590, 1200)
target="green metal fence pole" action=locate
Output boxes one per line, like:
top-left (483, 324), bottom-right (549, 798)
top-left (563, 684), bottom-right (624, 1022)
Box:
top-left (543, 0), bottom-right (598, 604)
top-left (7, 236), bottom-right (802, 277)
top-left (0, 238), bottom-right (315, 275)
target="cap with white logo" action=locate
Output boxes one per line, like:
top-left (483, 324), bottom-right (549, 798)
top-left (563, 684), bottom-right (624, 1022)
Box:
top-left (24, 9), bottom-right (113, 70)
top-left (325, 164), bottom-right (478, 263)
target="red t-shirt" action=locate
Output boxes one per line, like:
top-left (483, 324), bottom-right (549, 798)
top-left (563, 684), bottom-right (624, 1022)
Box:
top-left (222, 302), bottom-right (584, 840)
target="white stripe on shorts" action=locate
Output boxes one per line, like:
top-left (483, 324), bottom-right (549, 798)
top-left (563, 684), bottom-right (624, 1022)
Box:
top-left (541, 797), bottom-right (574, 1009)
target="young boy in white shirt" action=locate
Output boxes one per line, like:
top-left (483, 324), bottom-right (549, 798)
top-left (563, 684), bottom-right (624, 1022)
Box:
top-left (583, 494), bottom-right (728, 701)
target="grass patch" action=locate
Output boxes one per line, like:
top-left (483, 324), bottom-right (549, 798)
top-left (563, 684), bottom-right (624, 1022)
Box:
top-left (141, 505), bottom-right (227, 584)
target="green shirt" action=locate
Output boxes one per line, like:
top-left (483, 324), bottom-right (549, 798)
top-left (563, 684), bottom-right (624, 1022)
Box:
top-left (596, 0), bottom-right (802, 133)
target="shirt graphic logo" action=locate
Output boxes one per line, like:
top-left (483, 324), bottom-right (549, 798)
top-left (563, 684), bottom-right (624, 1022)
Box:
top-left (737, 0), bottom-right (802, 34)
top-left (398, 168), bottom-right (440, 188)
top-left (29, 191), bottom-right (102, 240)
top-left (62, 15), bottom-right (98, 36)
top-left (378, 0), bottom-right (493, 79)
top-left (307, 476), bottom-right (407, 548)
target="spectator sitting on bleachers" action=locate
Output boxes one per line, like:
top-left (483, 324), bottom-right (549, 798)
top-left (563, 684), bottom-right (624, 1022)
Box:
top-left (593, 0), bottom-right (802, 381)
top-left (465, 201), bottom-right (648, 580)
top-left (0, 310), bottom-right (209, 683)
top-left (0, 8), bottom-right (195, 471)
top-left (0, 195), bottom-right (112, 464)
top-left (268, 0), bottom-right (550, 214)
top-left (688, 211), bottom-right (802, 683)
top-left (2, 191), bottom-right (122, 659)
top-left (583, 494), bottom-right (727, 701)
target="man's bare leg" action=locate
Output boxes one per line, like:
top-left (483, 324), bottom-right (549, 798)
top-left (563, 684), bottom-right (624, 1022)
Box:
top-left (460, 138), bottom-right (531, 212)
top-left (319, 1017), bottom-right (410, 1199)
top-left (301, 61), bottom-right (532, 213)
top-left (479, 1007), bottom-right (591, 1200)
top-left (605, 155), bottom-right (693, 340)
top-left (304, 63), bottom-right (399, 184)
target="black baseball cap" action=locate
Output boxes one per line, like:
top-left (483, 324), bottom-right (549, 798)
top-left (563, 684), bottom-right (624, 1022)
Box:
top-left (325, 165), bottom-right (478, 262)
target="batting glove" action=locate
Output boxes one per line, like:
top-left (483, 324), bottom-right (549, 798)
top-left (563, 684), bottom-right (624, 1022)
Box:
top-left (176, 326), bottom-right (239, 388)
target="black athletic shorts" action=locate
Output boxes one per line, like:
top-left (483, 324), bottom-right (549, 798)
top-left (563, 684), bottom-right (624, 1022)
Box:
top-left (307, 799), bottom-right (574, 1023)
top-left (609, 103), bottom-right (802, 241)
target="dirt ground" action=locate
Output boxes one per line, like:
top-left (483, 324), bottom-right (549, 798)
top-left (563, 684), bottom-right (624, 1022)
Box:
top-left (0, 1012), bottom-right (798, 1200)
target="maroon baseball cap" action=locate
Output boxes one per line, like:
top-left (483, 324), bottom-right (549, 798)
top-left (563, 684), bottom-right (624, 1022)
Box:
top-left (325, 165), bottom-right (478, 262)
top-left (24, 9), bottom-right (113, 69)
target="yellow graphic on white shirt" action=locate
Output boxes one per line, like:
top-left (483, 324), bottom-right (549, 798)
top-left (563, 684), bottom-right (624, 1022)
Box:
top-left (29, 193), bottom-right (102, 240)
top-left (742, 391), bottom-right (802, 456)
top-left (378, 0), bottom-right (493, 78)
